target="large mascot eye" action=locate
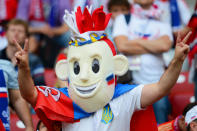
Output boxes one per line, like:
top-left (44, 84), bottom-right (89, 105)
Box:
top-left (74, 61), bottom-right (80, 75)
top-left (92, 59), bottom-right (99, 73)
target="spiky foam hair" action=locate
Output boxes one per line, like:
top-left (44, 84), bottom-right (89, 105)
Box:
top-left (63, 5), bottom-right (116, 56)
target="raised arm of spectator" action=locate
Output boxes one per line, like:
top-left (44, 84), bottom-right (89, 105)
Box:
top-left (138, 35), bottom-right (172, 54)
top-left (141, 32), bottom-right (191, 108)
top-left (9, 89), bottom-right (34, 131)
top-left (14, 39), bottom-right (37, 107)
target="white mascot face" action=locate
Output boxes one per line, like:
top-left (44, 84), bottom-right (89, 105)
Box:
top-left (55, 40), bottom-right (128, 112)
top-left (68, 41), bottom-right (115, 112)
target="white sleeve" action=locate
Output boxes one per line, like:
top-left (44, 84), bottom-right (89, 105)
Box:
top-left (115, 85), bottom-right (144, 113)
top-left (127, 84), bottom-right (144, 111)
top-left (109, 84), bottom-right (144, 119)
top-left (112, 14), bottom-right (128, 39)
top-left (159, 22), bottom-right (173, 41)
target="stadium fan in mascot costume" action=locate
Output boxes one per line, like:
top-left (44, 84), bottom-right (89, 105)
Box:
top-left (14, 5), bottom-right (191, 131)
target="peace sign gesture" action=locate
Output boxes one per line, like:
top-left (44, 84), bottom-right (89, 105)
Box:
top-left (14, 39), bottom-right (30, 69)
top-left (174, 31), bottom-right (192, 62)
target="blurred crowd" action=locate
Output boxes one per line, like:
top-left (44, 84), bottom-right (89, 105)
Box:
top-left (0, 0), bottom-right (197, 131)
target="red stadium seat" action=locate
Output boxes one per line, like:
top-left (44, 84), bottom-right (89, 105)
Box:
top-left (44, 68), bottom-right (57, 87)
top-left (10, 114), bottom-right (39, 131)
top-left (169, 72), bottom-right (194, 119)
top-left (130, 106), bottom-right (158, 131)
top-left (170, 72), bottom-right (194, 94)
top-left (169, 92), bottom-right (194, 118)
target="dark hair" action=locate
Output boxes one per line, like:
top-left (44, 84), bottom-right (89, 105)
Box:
top-left (6, 19), bottom-right (29, 36)
top-left (183, 102), bottom-right (197, 116)
top-left (187, 119), bottom-right (197, 131)
top-left (183, 103), bottom-right (197, 131)
top-left (107, 0), bottom-right (130, 12)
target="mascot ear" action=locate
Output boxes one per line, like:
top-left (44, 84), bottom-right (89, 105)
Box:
top-left (55, 60), bottom-right (68, 80)
top-left (113, 55), bottom-right (129, 76)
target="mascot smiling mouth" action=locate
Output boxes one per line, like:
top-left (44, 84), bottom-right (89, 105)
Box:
top-left (76, 84), bottom-right (97, 94)
top-left (73, 81), bottom-right (102, 97)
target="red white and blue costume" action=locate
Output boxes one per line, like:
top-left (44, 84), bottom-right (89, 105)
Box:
top-left (33, 6), bottom-right (145, 131)
top-left (34, 84), bottom-right (143, 131)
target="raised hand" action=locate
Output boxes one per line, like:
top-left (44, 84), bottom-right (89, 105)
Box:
top-left (14, 39), bottom-right (29, 69)
top-left (174, 31), bottom-right (192, 62)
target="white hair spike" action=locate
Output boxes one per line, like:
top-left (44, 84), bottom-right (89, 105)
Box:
top-left (86, 5), bottom-right (93, 14)
top-left (63, 9), bottom-right (79, 35)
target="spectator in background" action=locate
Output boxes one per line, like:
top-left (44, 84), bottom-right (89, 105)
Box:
top-left (154, 0), bottom-right (191, 69)
top-left (112, 0), bottom-right (173, 124)
top-left (108, 0), bottom-right (130, 21)
top-left (107, 0), bottom-right (132, 84)
top-left (185, 103), bottom-right (197, 131)
top-left (73, 0), bottom-right (109, 12)
top-left (36, 119), bottom-right (61, 131)
top-left (0, 59), bottom-right (34, 131)
top-left (0, 19), bottom-right (45, 85)
top-left (106, 0), bottom-right (130, 42)
top-left (158, 103), bottom-right (197, 131)
top-left (154, 0), bottom-right (191, 34)
top-left (16, 0), bottom-right (72, 68)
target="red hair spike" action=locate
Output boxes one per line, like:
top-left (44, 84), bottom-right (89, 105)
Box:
top-left (75, 6), bottom-right (111, 33)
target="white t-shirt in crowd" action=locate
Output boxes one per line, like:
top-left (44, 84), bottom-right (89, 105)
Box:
top-left (154, 0), bottom-right (191, 29)
top-left (62, 85), bottom-right (143, 131)
top-left (112, 14), bottom-right (173, 84)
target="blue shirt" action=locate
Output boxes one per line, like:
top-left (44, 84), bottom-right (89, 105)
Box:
top-left (0, 60), bottom-right (18, 89)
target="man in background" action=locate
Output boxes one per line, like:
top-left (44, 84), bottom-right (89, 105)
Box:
top-left (112, 0), bottom-right (173, 124)
top-left (0, 19), bottom-right (45, 85)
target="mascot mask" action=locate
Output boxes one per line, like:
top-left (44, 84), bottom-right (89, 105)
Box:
top-left (55, 6), bottom-right (128, 113)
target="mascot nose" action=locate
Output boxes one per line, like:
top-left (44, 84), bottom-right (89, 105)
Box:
top-left (79, 64), bottom-right (89, 82)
